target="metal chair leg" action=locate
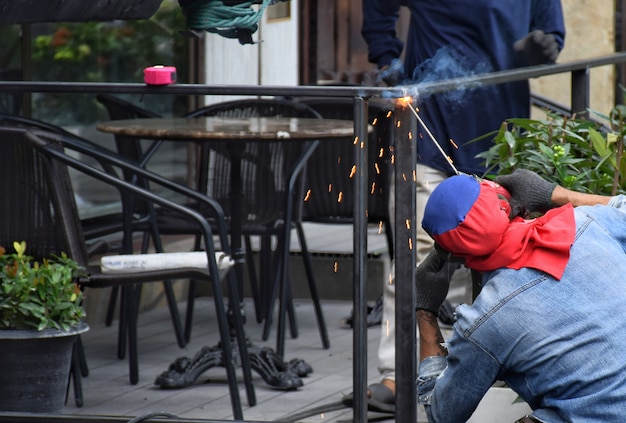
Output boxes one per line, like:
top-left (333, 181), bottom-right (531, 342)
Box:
top-left (295, 222), bottom-right (329, 349)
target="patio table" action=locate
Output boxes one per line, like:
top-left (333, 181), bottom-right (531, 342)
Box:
top-left (97, 116), bottom-right (359, 393)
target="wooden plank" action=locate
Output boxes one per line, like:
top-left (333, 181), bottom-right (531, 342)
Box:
top-left (65, 298), bottom-right (390, 422)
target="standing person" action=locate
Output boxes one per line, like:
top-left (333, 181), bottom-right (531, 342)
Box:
top-left (351, 0), bottom-right (566, 413)
top-left (417, 170), bottom-right (626, 421)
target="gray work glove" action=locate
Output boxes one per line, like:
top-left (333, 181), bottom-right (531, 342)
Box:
top-left (495, 169), bottom-right (557, 213)
top-left (415, 249), bottom-right (459, 316)
top-left (513, 30), bottom-right (559, 66)
top-left (376, 58), bottom-right (404, 87)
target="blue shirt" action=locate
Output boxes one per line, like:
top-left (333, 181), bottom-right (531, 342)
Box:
top-left (362, 0), bottom-right (566, 176)
top-left (418, 195), bottom-right (626, 422)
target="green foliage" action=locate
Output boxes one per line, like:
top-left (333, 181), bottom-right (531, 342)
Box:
top-left (477, 89), bottom-right (626, 196)
top-left (0, 241), bottom-right (85, 331)
top-left (29, 0), bottom-right (189, 124)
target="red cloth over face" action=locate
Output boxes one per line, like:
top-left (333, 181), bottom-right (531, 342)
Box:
top-left (424, 175), bottom-right (575, 280)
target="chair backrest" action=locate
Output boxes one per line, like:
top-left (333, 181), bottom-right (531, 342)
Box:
top-left (0, 127), bottom-right (89, 266)
top-left (96, 94), bottom-right (166, 235)
top-left (184, 98), bottom-right (323, 120)
top-left (96, 94), bottom-right (161, 164)
top-left (0, 115), bottom-right (133, 243)
top-left (185, 98), bottom-right (323, 227)
top-left (295, 97), bottom-right (394, 224)
top-left (0, 113), bottom-right (76, 135)
top-left (0, 69), bottom-right (23, 115)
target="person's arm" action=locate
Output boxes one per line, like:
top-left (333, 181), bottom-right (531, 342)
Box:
top-left (415, 250), bottom-right (456, 416)
top-left (415, 251), bottom-right (458, 354)
top-left (530, 0), bottom-right (566, 51)
top-left (495, 169), bottom-right (613, 212)
top-left (418, 309), bottom-right (447, 361)
top-left (550, 185), bottom-right (611, 207)
top-left (415, 253), bottom-right (502, 421)
top-left (361, 0), bottom-right (404, 68)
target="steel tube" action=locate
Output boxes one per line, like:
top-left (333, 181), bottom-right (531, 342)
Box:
top-left (352, 96), bottom-right (369, 423)
top-left (393, 102), bottom-right (418, 423)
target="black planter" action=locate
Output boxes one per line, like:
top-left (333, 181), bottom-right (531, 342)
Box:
top-left (0, 322), bottom-right (88, 413)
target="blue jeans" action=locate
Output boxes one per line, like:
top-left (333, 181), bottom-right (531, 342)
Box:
top-left (419, 196), bottom-right (626, 422)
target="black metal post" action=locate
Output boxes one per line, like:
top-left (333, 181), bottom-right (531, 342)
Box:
top-left (571, 67), bottom-right (590, 118)
top-left (394, 101), bottom-right (417, 423)
top-left (352, 96), bottom-right (369, 423)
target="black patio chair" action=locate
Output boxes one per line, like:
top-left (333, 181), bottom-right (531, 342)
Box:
top-left (96, 94), bottom-right (191, 350)
top-left (295, 97), bottom-right (395, 259)
top-left (0, 113), bottom-right (134, 250)
top-left (0, 112), bottom-right (189, 375)
top-left (185, 98), bottom-right (330, 357)
top-left (291, 98), bottom-right (395, 329)
top-left (96, 95), bottom-right (272, 343)
top-left (0, 127), bottom-right (254, 418)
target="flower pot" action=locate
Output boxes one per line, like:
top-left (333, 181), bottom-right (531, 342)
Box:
top-left (0, 322), bottom-right (89, 413)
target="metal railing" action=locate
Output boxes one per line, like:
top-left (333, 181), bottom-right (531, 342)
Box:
top-left (2, 51), bottom-right (626, 423)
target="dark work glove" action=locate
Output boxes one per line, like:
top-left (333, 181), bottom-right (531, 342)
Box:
top-left (376, 58), bottom-right (404, 86)
top-left (415, 250), bottom-right (459, 316)
top-left (513, 30), bottom-right (559, 66)
top-left (495, 169), bottom-right (557, 213)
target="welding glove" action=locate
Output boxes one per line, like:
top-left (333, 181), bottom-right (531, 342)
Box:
top-left (513, 30), bottom-right (559, 67)
top-left (376, 58), bottom-right (405, 86)
top-left (415, 249), bottom-right (460, 316)
top-left (495, 169), bottom-right (557, 213)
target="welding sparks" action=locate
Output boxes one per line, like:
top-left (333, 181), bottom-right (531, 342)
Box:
top-left (304, 189), bottom-right (311, 202)
top-left (349, 165), bottom-right (356, 178)
top-left (401, 97), bottom-right (460, 175)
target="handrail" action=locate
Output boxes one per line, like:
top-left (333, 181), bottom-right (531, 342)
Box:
top-left (3, 51), bottom-right (626, 423)
top-left (2, 51), bottom-right (626, 100)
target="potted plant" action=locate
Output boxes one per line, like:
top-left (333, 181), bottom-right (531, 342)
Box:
top-left (0, 241), bottom-right (88, 413)
top-left (476, 94), bottom-right (626, 197)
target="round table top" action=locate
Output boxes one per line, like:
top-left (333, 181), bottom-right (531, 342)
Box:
top-left (96, 116), bottom-right (361, 141)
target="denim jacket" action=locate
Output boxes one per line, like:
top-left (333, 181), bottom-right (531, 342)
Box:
top-left (418, 195), bottom-right (626, 422)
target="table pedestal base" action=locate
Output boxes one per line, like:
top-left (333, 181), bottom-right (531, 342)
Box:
top-left (154, 341), bottom-right (311, 390)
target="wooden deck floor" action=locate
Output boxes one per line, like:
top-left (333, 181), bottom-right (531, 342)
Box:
top-left (33, 223), bottom-right (526, 423)
top-left (62, 297), bottom-right (396, 422)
